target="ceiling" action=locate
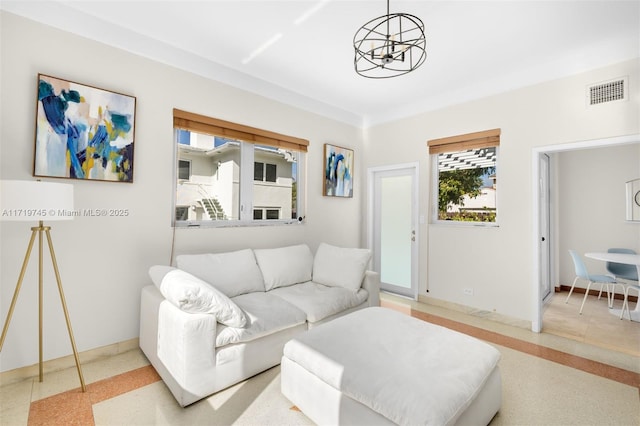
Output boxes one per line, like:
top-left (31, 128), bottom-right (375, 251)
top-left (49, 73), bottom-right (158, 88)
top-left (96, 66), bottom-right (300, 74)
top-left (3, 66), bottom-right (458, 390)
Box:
top-left (2, 1), bottom-right (639, 127)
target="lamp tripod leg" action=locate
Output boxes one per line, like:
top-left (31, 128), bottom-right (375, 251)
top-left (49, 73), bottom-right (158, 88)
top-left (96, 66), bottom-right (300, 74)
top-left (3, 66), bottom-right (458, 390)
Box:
top-left (38, 226), bottom-right (43, 383)
top-left (44, 228), bottom-right (86, 392)
top-left (0, 229), bottom-right (38, 351)
top-left (0, 226), bottom-right (85, 392)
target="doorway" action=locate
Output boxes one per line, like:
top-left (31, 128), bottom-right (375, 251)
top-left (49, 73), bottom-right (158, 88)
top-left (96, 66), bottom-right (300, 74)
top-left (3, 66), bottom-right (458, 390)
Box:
top-left (532, 134), bottom-right (640, 332)
top-left (368, 163), bottom-right (419, 299)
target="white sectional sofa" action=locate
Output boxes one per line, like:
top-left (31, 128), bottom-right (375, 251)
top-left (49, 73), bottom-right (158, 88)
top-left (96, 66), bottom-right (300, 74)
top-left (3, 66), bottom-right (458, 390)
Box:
top-left (139, 243), bottom-right (380, 407)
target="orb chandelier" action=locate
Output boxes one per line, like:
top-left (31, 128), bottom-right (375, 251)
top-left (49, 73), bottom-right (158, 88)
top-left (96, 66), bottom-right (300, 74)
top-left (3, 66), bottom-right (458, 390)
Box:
top-left (353, 0), bottom-right (427, 78)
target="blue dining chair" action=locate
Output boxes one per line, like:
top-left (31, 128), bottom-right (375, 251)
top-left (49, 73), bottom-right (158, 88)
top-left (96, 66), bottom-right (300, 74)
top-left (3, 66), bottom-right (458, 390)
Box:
top-left (605, 248), bottom-right (640, 320)
top-left (605, 248), bottom-right (639, 281)
top-left (565, 250), bottom-right (625, 314)
top-left (605, 248), bottom-right (638, 309)
top-left (621, 284), bottom-right (640, 320)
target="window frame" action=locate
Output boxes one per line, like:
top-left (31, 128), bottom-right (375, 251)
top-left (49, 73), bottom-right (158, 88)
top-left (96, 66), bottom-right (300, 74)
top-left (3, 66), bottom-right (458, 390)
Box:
top-left (428, 128), bottom-right (500, 227)
top-left (172, 109), bottom-right (307, 228)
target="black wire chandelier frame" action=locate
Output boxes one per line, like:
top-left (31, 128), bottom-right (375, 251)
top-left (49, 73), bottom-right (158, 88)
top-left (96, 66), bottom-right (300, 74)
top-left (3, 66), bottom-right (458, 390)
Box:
top-left (353, 0), bottom-right (427, 78)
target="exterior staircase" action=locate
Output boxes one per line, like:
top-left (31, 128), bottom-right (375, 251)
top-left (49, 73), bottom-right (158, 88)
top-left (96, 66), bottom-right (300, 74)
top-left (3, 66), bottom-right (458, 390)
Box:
top-left (200, 197), bottom-right (226, 220)
top-left (196, 184), bottom-right (227, 220)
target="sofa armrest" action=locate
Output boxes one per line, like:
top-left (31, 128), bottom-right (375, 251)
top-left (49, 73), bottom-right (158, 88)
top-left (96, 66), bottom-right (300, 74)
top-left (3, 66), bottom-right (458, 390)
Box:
top-left (157, 298), bottom-right (218, 388)
top-left (362, 270), bottom-right (381, 307)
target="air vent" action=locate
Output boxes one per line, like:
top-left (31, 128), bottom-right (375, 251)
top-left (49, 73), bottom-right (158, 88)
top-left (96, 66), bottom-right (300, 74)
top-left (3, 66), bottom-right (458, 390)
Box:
top-left (587, 77), bottom-right (627, 106)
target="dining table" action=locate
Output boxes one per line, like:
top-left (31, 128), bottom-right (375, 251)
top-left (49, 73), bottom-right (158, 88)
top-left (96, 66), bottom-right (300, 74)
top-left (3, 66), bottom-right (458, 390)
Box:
top-left (585, 252), bottom-right (640, 322)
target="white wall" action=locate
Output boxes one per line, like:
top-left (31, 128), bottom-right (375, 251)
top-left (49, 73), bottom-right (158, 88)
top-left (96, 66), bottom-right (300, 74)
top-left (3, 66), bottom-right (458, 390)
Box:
top-left (0, 12), bottom-right (364, 372)
top-left (364, 58), bottom-right (640, 322)
top-left (557, 145), bottom-right (640, 286)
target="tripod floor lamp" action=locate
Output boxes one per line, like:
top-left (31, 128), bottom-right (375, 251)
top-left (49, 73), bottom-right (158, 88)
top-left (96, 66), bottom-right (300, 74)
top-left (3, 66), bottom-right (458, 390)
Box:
top-left (0, 180), bottom-right (85, 391)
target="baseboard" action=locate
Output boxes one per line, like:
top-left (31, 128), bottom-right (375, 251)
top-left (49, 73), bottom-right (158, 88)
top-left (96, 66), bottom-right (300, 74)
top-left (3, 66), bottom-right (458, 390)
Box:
top-left (555, 285), bottom-right (638, 303)
top-left (0, 338), bottom-right (139, 386)
top-left (416, 294), bottom-right (532, 330)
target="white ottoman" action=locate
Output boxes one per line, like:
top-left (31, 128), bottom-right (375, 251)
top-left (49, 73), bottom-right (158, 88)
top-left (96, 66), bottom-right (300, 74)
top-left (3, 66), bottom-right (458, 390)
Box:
top-left (281, 307), bottom-right (501, 425)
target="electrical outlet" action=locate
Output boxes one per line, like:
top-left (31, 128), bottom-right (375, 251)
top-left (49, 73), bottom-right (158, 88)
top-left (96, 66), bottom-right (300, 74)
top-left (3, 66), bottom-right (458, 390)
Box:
top-left (463, 287), bottom-right (474, 296)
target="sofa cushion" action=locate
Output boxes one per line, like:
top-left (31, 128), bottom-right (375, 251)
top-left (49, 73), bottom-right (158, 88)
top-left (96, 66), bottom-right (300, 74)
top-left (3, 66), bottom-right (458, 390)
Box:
top-left (157, 268), bottom-right (248, 328)
top-left (312, 243), bottom-right (372, 292)
top-left (176, 249), bottom-right (265, 297)
top-left (269, 281), bottom-right (369, 323)
top-left (216, 292), bottom-right (307, 347)
top-left (253, 244), bottom-right (314, 291)
top-left (149, 265), bottom-right (176, 288)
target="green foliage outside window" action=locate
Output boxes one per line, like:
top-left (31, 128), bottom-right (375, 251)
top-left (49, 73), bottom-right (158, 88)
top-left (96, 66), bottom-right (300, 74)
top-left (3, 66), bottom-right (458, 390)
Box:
top-left (438, 167), bottom-right (496, 222)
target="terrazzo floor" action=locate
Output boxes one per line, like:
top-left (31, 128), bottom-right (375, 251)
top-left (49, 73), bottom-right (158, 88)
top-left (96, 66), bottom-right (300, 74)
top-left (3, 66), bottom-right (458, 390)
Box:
top-left (1, 292), bottom-right (638, 425)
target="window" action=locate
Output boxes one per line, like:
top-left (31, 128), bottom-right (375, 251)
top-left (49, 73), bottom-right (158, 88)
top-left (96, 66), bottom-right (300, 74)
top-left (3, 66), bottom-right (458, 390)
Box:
top-left (254, 162), bottom-right (263, 181)
top-left (266, 163), bottom-right (277, 182)
top-left (254, 162), bottom-right (277, 182)
top-left (175, 206), bottom-right (189, 221)
top-left (173, 109), bottom-right (307, 227)
top-left (253, 208), bottom-right (280, 220)
top-left (428, 128), bottom-right (500, 224)
top-left (178, 160), bottom-right (191, 181)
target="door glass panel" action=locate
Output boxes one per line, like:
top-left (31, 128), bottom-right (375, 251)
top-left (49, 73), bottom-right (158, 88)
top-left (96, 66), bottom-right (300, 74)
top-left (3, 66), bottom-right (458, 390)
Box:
top-left (380, 175), bottom-right (412, 289)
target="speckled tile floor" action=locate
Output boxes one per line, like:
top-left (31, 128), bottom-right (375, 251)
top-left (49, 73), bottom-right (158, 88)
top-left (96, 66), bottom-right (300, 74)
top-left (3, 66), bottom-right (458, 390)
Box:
top-left (1, 294), bottom-right (638, 425)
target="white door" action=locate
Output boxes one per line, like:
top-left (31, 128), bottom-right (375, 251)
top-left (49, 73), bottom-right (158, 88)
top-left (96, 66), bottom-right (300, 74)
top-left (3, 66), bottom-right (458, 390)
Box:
top-left (539, 153), bottom-right (552, 302)
top-left (368, 164), bottom-right (418, 299)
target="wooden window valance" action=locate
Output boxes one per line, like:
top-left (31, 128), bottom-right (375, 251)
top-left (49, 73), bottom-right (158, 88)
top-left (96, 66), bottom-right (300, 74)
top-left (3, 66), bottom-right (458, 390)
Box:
top-left (173, 109), bottom-right (309, 152)
top-left (427, 128), bottom-right (500, 154)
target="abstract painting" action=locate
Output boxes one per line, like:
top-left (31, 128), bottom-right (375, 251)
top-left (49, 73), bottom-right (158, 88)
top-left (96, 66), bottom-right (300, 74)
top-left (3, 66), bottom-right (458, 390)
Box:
top-left (34, 74), bottom-right (136, 182)
top-left (323, 143), bottom-right (353, 197)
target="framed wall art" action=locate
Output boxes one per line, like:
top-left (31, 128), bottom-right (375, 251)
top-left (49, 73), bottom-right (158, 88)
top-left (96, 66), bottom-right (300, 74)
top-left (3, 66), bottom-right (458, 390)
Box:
top-left (33, 74), bottom-right (136, 183)
top-left (323, 143), bottom-right (353, 198)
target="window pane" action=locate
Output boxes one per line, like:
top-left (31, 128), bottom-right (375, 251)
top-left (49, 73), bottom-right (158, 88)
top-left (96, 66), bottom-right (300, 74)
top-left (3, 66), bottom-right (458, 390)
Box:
top-left (176, 131), bottom-right (238, 222)
top-left (254, 145), bottom-right (296, 220)
top-left (265, 163), bottom-right (277, 182)
top-left (254, 162), bottom-right (263, 181)
top-left (437, 147), bottom-right (497, 223)
top-left (175, 206), bottom-right (189, 220)
top-left (178, 160), bottom-right (190, 180)
top-left (174, 122), bottom-right (304, 227)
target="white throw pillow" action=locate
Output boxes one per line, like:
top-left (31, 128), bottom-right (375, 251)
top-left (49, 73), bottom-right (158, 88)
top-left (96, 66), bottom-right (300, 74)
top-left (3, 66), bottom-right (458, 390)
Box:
top-left (254, 244), bottom-right (314, 291)
top-left (159, 268), bottom-right (248, 328)
top-left (176, 249), bottom-right (265, 298)
top-left (312, 243), bottom-right (371, 292)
